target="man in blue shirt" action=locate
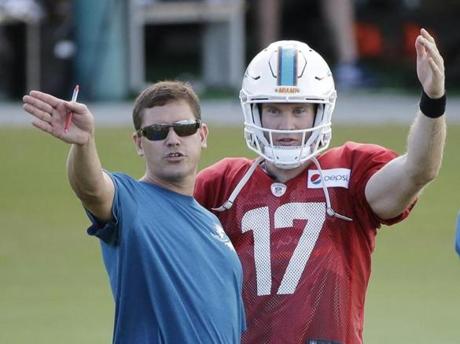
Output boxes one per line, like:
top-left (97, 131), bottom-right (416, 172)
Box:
top-left (23, 81), bottom-right (246, 343)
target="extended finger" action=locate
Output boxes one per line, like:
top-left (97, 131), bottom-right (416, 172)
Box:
top-left (64, 100), bottom-right (88, 115)
top-left (420, 28), bottom-right (435, 43)
top-left (417, 36), bottom-right (443, 65)
top-left (23, 103), bottom-right (53, 124)
top-left (422, 39), bottom-right (444, 69)
top-left (23, 94), bottom-right (55, 115)
top-left (418, 36), bottom-right (439, 53)
top-left (415, 36), bottom-right (426, 57)
top-left (28, 90), bottom-right (62, 109)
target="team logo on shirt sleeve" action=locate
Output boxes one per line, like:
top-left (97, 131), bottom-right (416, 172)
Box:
top-left (212, 223), bottom-right (236, 251)
top-left (307, 168), bottom-right (351, 189)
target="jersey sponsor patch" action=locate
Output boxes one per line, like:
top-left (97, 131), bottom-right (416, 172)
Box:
top-left (307, 168), bottom-right (351, 189)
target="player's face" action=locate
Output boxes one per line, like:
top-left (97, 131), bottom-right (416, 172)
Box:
top-left (133, 100), bottom-right (208, 185)
top-left (260, 103), bottom-right (316, 146)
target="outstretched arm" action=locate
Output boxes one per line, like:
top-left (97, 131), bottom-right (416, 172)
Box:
top-left (365, 28), bottom-right (447, 220)
top-left (23, 91), bottom-right (114, 221)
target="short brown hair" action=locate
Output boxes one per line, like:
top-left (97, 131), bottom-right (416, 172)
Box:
top-left (132, 81), bottom-right (201, 130)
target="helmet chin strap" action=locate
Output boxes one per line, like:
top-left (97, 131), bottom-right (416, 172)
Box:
top-left (212, 157), bottom-right (264, 212)
top-left (212, 156), bottom-right (353, 223)
top-left (310, 157), bottom-right (353, 222)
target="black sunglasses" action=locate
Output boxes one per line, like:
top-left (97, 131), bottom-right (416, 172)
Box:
top-left (137, 119), bottom-right (201, 141)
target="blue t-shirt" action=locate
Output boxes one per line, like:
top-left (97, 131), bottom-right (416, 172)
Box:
top-left (87, 173), bottom-right (245, 344)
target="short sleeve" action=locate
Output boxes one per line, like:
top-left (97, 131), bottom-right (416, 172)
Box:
top-left (346, 142), bottom-right (415, 228)
top-left (86, 210), bottom-right (119, 246)
top-left (195, 158), bottom-right (256, 213)
top-left (86, 172), bottom-right (132, 246)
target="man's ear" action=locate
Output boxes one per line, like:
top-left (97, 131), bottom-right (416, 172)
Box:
top-left (199, 123), bottom-right (209, 149)
top-left (132, 132), bottom-right (144, 156)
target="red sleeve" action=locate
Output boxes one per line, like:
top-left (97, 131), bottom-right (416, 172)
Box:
top-left (195, 160), bottom-right (229, 210)
top-left (344, 142), bottom-right (415, 228)
top-left (195, 158), bottom-right (254, 211)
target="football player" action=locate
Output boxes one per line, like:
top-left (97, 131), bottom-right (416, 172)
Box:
top-left (195, 28), bottom-right (446, 344)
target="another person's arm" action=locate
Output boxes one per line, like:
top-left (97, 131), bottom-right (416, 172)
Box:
top-left (23, 91), bottom-right (114, 221)
top-left (365, 28), bottom-right (447, 220)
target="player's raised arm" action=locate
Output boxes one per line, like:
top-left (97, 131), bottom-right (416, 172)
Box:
top-left (22, 91), bottom-right (114, 221)
top-left (365, 28), bottom-right (447, 220)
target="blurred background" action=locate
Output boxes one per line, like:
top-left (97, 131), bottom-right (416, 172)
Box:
top-left (1, 0), bottom-right (460, 101)
top-left (1, 1), bottom-right (460, 343)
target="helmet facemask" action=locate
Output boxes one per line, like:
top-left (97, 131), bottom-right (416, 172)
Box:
top-left (240, 41), bottom-right (336, 169)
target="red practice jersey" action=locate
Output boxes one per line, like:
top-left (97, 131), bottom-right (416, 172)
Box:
top-left (195, 142), bottom-right (413, 344)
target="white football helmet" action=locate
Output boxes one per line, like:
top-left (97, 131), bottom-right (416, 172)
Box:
top-left (240, 40), bottom-right (337, 169)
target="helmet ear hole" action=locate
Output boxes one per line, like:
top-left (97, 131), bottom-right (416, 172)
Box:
top-left (314, 104), bottom-right (324, 127)
top-left (256, 104), bottom-right (263, 126)
top-left (252, 104), bottom-right (263, 127)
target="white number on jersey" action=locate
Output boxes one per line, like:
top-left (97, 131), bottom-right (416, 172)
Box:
top-left (241, 202), bottom-right (326, 295)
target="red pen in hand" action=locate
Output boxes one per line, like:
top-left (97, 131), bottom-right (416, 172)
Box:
top-left (64, 85), bottom-right (79, 133)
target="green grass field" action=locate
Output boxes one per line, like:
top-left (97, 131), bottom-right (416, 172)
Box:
top-left (1, 124), bottom-right (459, 343)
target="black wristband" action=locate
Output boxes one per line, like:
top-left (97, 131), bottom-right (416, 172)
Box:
top-left (419, 90), bottom-right (446, 118)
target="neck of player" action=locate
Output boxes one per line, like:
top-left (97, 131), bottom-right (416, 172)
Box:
top-left (265, 161), bottom-right (311, 183)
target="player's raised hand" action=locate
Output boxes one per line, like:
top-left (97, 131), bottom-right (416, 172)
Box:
top-left (23, 90), bottom-right (95, 145)
top-left (415, 28), bottom-right (445, 99)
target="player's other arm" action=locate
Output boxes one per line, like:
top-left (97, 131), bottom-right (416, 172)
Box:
top-left (22, 90), bottom-right (114, 221)
top-left (365, 28), bottom-right (446, 220)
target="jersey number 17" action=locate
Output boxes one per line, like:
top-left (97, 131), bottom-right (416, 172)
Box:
top-left (242, 202), bottom-right (326, 296)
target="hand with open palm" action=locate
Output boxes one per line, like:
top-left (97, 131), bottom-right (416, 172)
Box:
top-left (415, 28), bottom-right (445, 99)
top-left (23, 90), bottom-right (95, 145)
